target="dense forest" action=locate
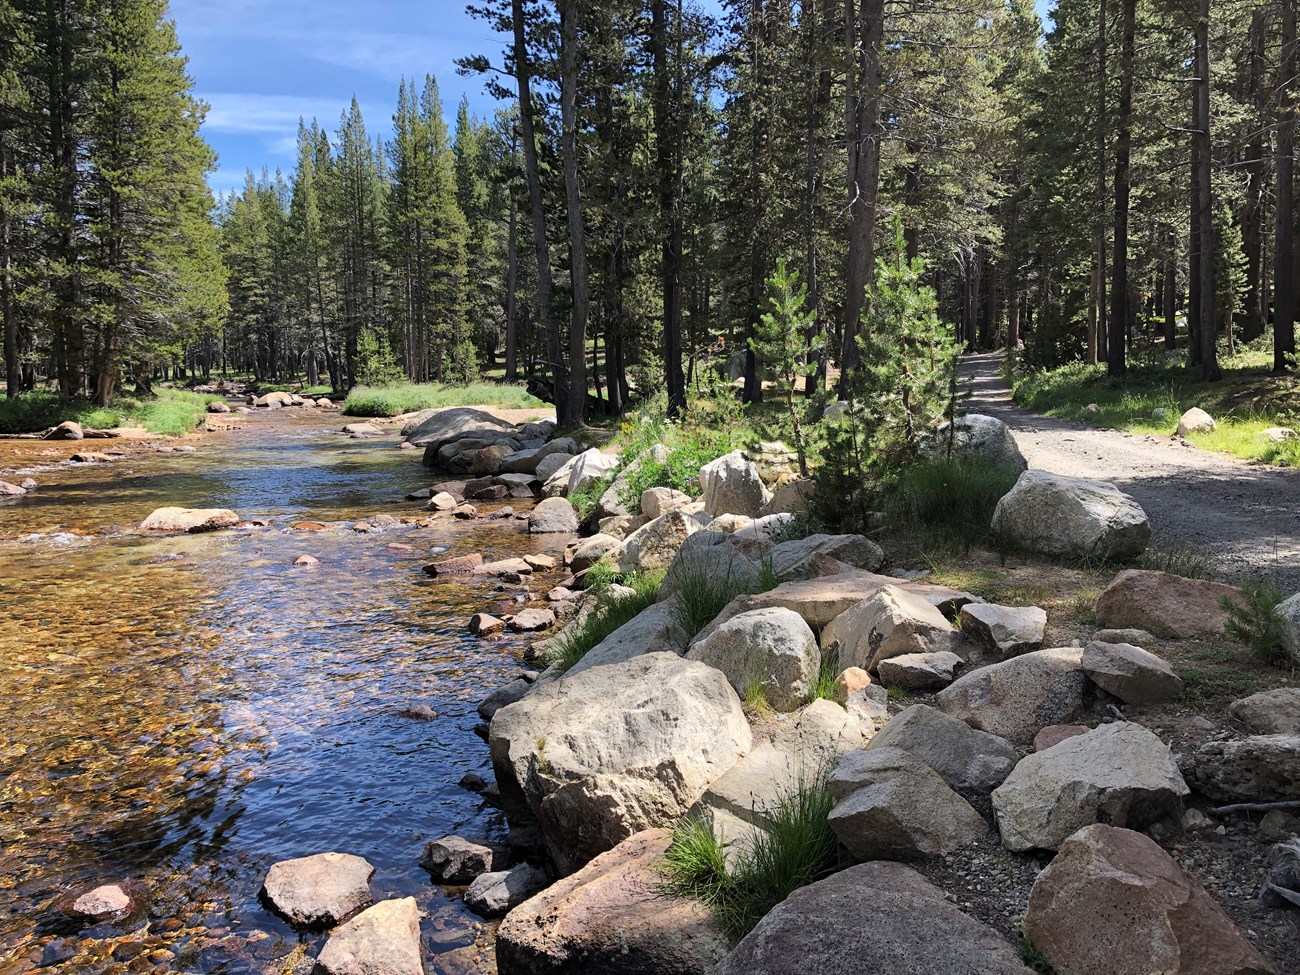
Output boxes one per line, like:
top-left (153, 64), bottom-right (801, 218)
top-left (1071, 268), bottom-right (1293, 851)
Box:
top-left (0, 0), bottom-right (1297, 428)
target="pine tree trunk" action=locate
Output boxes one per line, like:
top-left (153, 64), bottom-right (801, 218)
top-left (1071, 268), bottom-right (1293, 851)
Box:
top-left (839, 0), bottom-right (885, 390)
top-left (1, 142), bottom-right (16, 400)
top-left (653, 0), bottom-right (686, 418)
top-left (1241, 7), bottom-right (1268, 342)
top-left (1195, 0), bottom-right (1220, 381)
top-left (1275, 0), bottom-right (1297, 373)
top-left (1163, 255), bottom-right (1177, 350)
top-left (1107, 0), bottom-right (1135, 377)
top-left (1091, 0), bottom-right (1108, 367)
top-left (558, 0), bottom-right (587, 427)
top-left (511, 0), bottom-right (560, 412)
top-left (505, 185), bottom-right (519, 381)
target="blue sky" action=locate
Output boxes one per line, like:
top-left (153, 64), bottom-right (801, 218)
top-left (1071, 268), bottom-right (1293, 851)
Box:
top-left (173, 0), bottom-right (1056, 196)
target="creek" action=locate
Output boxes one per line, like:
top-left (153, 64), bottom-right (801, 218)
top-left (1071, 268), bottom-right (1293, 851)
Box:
top-left (0, 412), bottom-right (548, 974)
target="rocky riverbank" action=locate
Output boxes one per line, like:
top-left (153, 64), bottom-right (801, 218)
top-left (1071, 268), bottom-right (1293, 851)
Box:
top-left (27, 405), bottom-right (1300, 974)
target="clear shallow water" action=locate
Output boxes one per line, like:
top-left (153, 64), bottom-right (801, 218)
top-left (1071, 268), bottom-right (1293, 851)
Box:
top-left (0, 414), bottom-right (557, 974)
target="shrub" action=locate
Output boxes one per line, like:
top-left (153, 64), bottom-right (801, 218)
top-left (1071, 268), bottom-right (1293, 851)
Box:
top-left (550, 569), bottom-right (665, 672)
top-left (660, 778), bottom-right (839, 940)
top-left (1222, 579), bottom-right (1289, 666)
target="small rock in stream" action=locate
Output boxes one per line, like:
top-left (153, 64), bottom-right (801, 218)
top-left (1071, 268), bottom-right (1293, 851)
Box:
top-left (396, 704), bottom-right (438, 721)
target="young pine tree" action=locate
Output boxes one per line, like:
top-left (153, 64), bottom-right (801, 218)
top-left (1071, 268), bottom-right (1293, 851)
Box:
top-left (814, 219), bottom-right (960, 532)
top-left (751, 258), bottom-right (815, 475)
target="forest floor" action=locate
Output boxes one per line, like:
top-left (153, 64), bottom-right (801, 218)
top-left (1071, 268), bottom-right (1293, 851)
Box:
top-left (961, 353), bottom-right (1300, 590)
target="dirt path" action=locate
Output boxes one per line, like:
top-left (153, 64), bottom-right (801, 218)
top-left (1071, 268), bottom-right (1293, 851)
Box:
top-left (960, 353), bottom-right (1300, 589)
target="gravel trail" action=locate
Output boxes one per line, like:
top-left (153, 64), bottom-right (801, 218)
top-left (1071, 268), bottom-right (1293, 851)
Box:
top-left (960, 353), bottom-right (1300, 588)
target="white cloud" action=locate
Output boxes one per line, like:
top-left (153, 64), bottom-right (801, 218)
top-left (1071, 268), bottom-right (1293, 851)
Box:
top-left (203, 93), bottom-right (341, 134)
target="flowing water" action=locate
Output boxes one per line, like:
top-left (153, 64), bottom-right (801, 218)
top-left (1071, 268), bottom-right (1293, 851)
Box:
top-left (0, 411), bottom-right (557, 974)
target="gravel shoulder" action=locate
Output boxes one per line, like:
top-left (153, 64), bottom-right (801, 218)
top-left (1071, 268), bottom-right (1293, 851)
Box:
top-left (962, 353), bottom-right (1300, 589)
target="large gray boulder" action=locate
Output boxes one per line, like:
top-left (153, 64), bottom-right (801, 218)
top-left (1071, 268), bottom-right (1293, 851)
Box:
top-left (936, 648), bottom-right (1090, 747)
top-left (597, 445), bottom-right (667, 519)
top-left (570, 533), bottom-right (620, 573)
top-left (769, 534), bottom-right (884, 582)
top-left (406, 406), bottom-right (517, 450)
top-left (827, 747), bottom-right (987, 860)
top-left (1185, 734), bottom-right (1300, 803)
top-left (686, 607), bottom-right (819, 712)
top-left (875, 651), bottom-right (965, 691)
top-left (691, 700), bottom-right (871, 853)
top-left (991, 470), bottom-right (1151, 561)
top-left (696, 570), bottom-right (978, 636)
top-left (659, 532), bottom-right (762, 598)
top-left (497, 829), bottom-right (731, 975)
top-left (992, 722), bottom-right (1189, 852)
top-left (868, 704), bottom-right (1017, 795)
top-left (918, 413), bottom-right (1028, 473)
top-left (139, 507), bottom-right (241, 533)
top-left (542, 447), bottom-right (620, 499)
top-left (1024, 825), bottom-right (1275, 975)
top-left (959, 603), bottom-right (1047, 659)
top-left (529, 497), bottom-right (579, 534)
top-left (315, 897), bottom-right (423, 975)
top-left (615, 509), bottom-right (704, 574)
top-left (1273, 592), bottom-right (1300, 667)
top-left (700, 450), bottom-right (772, 518)
top-left (1229, 688), bottom-right (1300, 735)
top-left (1081, 640), bottom-right (1183, 706)
top-left (261, 852), bottom-right (374, 928)
top-left (489, 652), bottom-right (752, 871)
top-left (717, 862), bottom-right (1036, 975)
top-left (820, 585), bottom-right (960, 673)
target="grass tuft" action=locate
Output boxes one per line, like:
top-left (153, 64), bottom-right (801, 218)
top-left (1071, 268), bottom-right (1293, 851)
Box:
top-left (660, 778), bottom-right (839, 940)
top-left (671, 556), bottom-right (779, 639)
top-left (550, 569), bottom-right (665, 671)
top-left (341, 382), bottom-right (543, 417)
top-left (1136, 543), bottom-right (1215, 580)
top-left (881, 456), bottom-right (1019, 556)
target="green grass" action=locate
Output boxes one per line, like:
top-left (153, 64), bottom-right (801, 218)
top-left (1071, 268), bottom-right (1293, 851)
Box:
top-left (1017, 920), bottom-right (1056, 974)
top-left (807, 646), bottom-right (843, 705)
top-left (922, 564), bottom-right (1058, 607)
top-left (660, 779), bottom-right (839, 940)
top-left (671, 555), bottom-right (779, 639)
top-left (1011, 349), bottom-right (1300, 466)
top-left (549, 569), bottom-right (666, 671)
top-left (881, 456), bottom-right (1021, 556)
top-left (1135, 542), bottom-right (1215, 580)
top-left (568, 472), bottom-right (616, 523)
top-left (341, 381), bottom-right (544, 418)
top-left (0, 387), bottom-right (216, 436)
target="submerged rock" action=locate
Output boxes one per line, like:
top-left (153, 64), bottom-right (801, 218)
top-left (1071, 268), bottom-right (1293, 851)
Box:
top-left (464, 863), bottom-right (549, 917)
top-left (70, 884), bottom-right (132, 922)
top-left (139, 507), bottom-right (241, 533)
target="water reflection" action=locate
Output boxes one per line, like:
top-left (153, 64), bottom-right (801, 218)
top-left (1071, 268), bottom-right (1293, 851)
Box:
top-left (0, 415), bottom-right (546, 973)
